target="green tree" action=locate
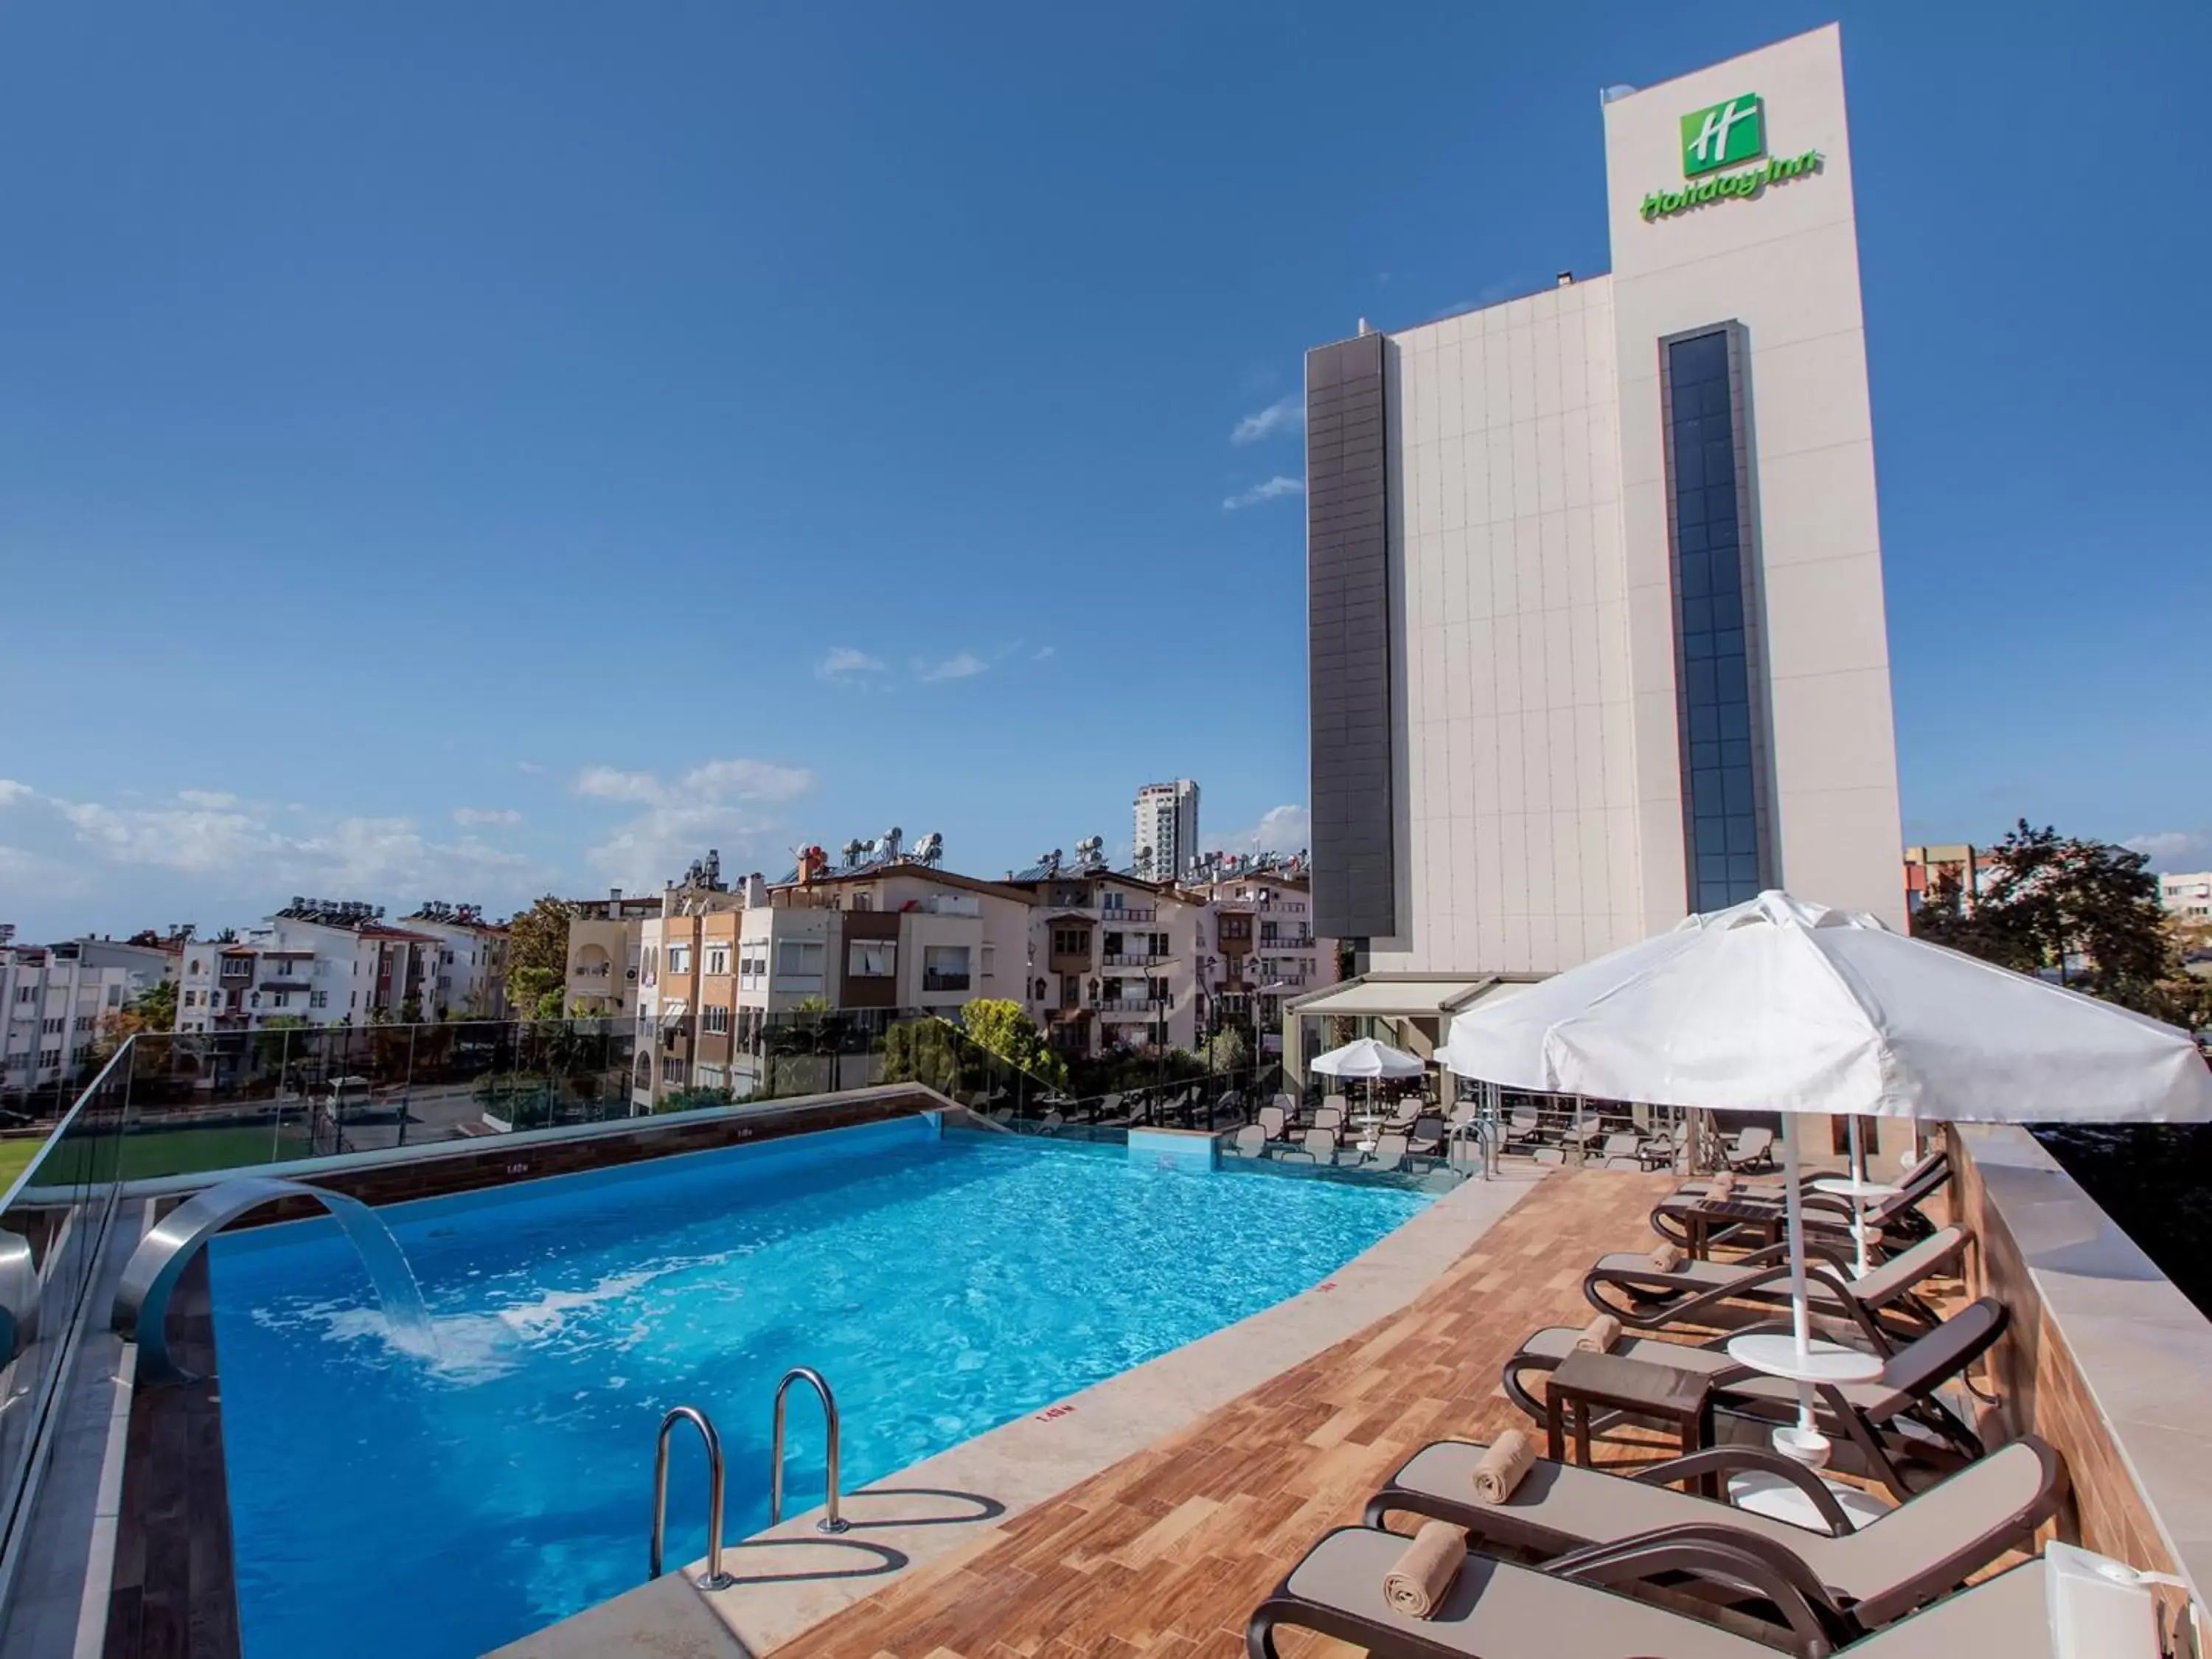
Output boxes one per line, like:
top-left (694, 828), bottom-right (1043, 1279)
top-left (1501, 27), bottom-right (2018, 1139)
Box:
top-left (958, 998), bottom-right (1067, 1089)
top-left (1202, 1023), bottom-right (1250, 1077)
top-left (1910, 820), bottom-right (2182, 1017)
top-left (507, 895), bottom-right (575, 1019)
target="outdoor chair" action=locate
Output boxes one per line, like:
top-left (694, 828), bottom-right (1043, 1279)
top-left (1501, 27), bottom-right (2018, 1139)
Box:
top-left (1596, 1131), bottom-right (1646, 1169)
top-left (1270, 1091), bottom-right (1303, 1127)
top-left (1313, 1105), bottom-right (1346, 1140)
top-left (1362, 1132), bottom-right (1409, 1172)
top-left (1245, 1535), bottom-right (2059, 1659)
top-left (1585, 1225), bottom-right (1969, 1346)
top-left (1257, 1105), bottom-right (1290, 1141)
top-left (1405, 1115), bottom-right (1447, 1158)
top-left (1323, 1091), bottom-right (1349, 1119)
top-left (1500, 1296), bottom-right (2010, 1500)
top-left (1363, 1434), bottom-right (2067, 1644)
top-left (1281, 1127), bottom-right (1342, 1166)
top-left (1230, 1124), bottom-right (1267, 1159)
top-left (1721, 1125), bottom-right (1777, 1172)
top-left (1652, 1152), bottom-right (1954, 1256)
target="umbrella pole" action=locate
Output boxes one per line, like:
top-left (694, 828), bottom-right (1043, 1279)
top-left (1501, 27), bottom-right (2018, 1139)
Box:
top-left (1781, 1114), bottom-right (1817, 1439)
top-left (1848, 1113), bottom-right (1869, 1278)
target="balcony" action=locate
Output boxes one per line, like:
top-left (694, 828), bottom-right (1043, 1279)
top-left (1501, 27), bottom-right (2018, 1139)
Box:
top-left (571, 962), bottom-right (613, 981)
top-left (1093, 998), bottom-right (1161, 1013)
top-left (1257, 936), bottom-right (1314, 952)
top-left (922, 973), bottom-right (972, 994)
top-left (1101, 952), bottom-right (1170, 967)
top-left (1099, 907), bottom-right (1156, 924)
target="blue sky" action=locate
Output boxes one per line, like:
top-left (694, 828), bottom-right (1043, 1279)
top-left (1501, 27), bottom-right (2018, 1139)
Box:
top-left (1, 2), bottom-right (2207, 937)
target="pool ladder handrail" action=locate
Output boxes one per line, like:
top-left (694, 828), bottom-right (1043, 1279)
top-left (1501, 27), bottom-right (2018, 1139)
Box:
top-left (770, 1366), bottom-right (850, 1534)
top-left (650, 1405), bottom-right (736, 1589)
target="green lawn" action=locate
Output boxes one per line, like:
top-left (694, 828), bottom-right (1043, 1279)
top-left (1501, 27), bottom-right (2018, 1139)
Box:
top-left (0, 1138), bottom-right (44, 1191)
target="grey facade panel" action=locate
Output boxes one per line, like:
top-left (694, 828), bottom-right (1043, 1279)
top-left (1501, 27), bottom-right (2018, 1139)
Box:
top-left (1306, 333), bottom-right (1396, 942)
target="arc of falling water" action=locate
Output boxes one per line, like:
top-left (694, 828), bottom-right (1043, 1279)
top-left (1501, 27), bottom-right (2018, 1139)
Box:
top-left (114, 1176), bottom-right (439, 1386)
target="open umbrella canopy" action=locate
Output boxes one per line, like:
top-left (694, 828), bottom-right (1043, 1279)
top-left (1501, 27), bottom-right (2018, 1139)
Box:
top-left (1438, 890), bottom-right (2212, 1125)
top-left (1309, 1037), bottom-right (1428, 1080)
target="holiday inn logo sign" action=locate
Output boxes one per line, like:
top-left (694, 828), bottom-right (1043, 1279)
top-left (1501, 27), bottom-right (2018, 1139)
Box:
top-left (1641, 90), bottom-right (1821, 221)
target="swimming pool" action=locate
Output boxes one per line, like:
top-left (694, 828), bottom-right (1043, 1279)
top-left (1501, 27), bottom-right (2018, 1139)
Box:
top-left (208, 1116), bottom-right (1428, 1658)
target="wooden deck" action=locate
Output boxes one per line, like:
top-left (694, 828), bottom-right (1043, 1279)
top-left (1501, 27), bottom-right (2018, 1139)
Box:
top-left (773, 1168), bottom-right (1685, 1659)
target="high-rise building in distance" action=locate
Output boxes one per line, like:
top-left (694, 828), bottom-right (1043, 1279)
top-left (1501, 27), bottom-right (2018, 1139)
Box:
top-left (1133, 779), bottom-right (1200, 883)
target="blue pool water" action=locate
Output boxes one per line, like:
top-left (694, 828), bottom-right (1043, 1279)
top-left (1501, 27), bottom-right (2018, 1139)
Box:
top-left (209, 1119), bottom-right (1427, 1658)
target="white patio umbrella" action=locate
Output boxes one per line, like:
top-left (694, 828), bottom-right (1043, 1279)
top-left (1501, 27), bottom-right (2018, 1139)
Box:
top-left (1308, 1037), bottom-right (1427, 1080)
top-left (1439, 889), bottom-right (2212, 1461)
top-left (1310, 1037), bottom-right (1429, 1133)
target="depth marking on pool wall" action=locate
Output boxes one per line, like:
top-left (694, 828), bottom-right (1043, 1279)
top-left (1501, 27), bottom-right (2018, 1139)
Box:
top-left (1033, 1403), bottom-right (1077, 1424)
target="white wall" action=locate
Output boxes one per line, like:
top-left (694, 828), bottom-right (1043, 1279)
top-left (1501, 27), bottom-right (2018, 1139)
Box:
top-left (1603, 23), bottom-right (1905, 929)
top-left (1374, 275), bottom-right (1644, 975)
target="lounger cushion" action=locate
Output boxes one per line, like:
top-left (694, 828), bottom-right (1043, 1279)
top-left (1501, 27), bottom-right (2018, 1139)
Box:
top-left (1279, 1528), bottom-right (1767, 1657)
top-left (1382, 1439), bottom-right (2053, 1615)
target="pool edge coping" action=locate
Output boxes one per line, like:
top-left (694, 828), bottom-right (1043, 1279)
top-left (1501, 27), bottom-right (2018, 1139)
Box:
top-left (501, 1165), bottom-right (1551, 1658)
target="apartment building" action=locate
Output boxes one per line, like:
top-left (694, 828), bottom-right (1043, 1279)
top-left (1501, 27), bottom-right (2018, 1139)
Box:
top-left (2160, 872), bottom-right (2212, 923)
top-left (1904, 844), bottom-right (1993, 915)
top-left (0, 935), bottom-right (170, 1099)
top-left (1133, 779), bottom-right (1200, 883)
top-left (397, 902), bottom-right (510, 1020)
top-left (1006, 856), bottom-right (1209, 1060)
top-left (633, 853), bottom-right (1030, 1105)
top-left (1185, 866), bottom-right (1340, 1048)
top-left (176, 900), bottom-right (442, 1032)
top-left (563, 889), bottom-right (663, 1018)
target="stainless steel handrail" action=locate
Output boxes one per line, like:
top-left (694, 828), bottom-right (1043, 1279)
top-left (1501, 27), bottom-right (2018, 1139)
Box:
top-left (769, 1367), bottom-right (849, 1534)
top-left (650, 1405), bottom-right (734, 1588)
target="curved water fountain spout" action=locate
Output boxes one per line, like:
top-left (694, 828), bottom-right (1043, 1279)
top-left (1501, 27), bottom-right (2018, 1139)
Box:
top-left (113, 1176), bottom-right (437, 1387)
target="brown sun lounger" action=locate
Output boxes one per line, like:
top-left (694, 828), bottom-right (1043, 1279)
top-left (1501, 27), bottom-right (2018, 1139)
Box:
top-left (1584, 1225), bottom-right (1967, 1343)
top-left (1362, 1434), bottom-right (2065, 1638)
top-left (1247, 1537), bottom-right (2056, 1659)
top-left (1501, 1297), bottom-right (2008, 1498)
top-left (1652, 1152), bottom-right (1954, 1256)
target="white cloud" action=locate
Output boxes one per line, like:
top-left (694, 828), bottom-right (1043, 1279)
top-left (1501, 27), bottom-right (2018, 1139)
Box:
top-left (1223, 476), bottom-right (1304, 511)
top-left (816, 646), bottom-right (888, 685)
top-left (0, 779), bottom-right (543, 905)
top-left (453, 807), bottom-right (524, 829)
top-left (573, 757), bottom-right (817, 891)
top-left (2124, 830), bottom-right (2210, 868)
top-left (1231, 394), bottom-right (1303, 445)
top-left (1032, 644), bottom-right (1057, 661)
top-left (1221, 804), bottom-right (1312, 855)
top-left (916, 652), bottom-right (987, 683)
top-left (515, 760), bottom-right (548, 775)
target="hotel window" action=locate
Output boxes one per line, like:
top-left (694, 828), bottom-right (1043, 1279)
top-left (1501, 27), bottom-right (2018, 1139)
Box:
top-left (847, 940), bottom-right (896, 978)
top-left (663, 1057), bottom-right (688, 1088)
top-left (740, 944), bottom-right (768, 990)
top-left (667, 944), bottom-right (690, 975)
top-left (706, 945), bottom-right (729, 976)
top-left (773, 940), bottom-right (826, 993)
top-left (701, 1004), bottom-right (731, 1034)
top-left (1051, 928), bottom-right (1087, 956)
top-left (1664, 326), bottom-right (1769, 911)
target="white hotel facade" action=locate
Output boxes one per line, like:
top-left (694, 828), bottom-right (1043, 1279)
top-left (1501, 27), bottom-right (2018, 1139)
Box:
top-left (1304, 24), bottom-right (1903, 1011)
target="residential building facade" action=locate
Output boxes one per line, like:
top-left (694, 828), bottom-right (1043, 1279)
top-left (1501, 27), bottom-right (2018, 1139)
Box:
top-left (1307, 25), bottom-right (1904, 982)
top-left (0, 937), bottom-right (167, 1101)
top-left (175, 900), bottom-right (442, 1033)
top-left (563, 890), bottom-right (663, 1019)
top-left (1904, 844), bottom-right (1992, 915)
top-left (397, 903), bottom-right (510, 1020)
top-left (1186, 868), bottom-right (1341, 1051)
top-left (2162, 872), bottom-right (2212, 923)
top-left (1009, 862), bottom-right (1208, 1060)
top-left (1133, 779), bottom-right (1200, 883)
top-left (632, 860), bottom-right (1031, 1106)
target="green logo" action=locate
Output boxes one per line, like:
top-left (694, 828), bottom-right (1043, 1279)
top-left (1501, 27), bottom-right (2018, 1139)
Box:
top-left (1681, 94), bottom-right (1764, 177)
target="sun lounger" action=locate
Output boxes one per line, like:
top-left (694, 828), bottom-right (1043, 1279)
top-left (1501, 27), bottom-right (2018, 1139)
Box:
top-left (1281, 1127), bottom-right (1342, 1166)
top-left (1256, 1105), bottom-right (1290, 1141)
top-left (1362, 1132), bottom-right (1410, 1172)
top-left (1246, 1535), bottom-right (2056, 1659)
top-left (1584, 1225), bottom-right (1968, 1344)
top-left (1501, 1297), bottom-right (2008, 1498)
top-left (1362, 1433), bottom-right (2065, 1638)
top-left (1652, 1152), bottom-right (1953, 1256)
top-left (1231, 1124), bottom-right (1267, 1158)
